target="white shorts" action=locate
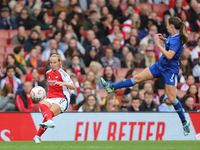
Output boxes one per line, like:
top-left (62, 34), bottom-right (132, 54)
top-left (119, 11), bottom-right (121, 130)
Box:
top-left (44, 98), bottom-right (70, 112)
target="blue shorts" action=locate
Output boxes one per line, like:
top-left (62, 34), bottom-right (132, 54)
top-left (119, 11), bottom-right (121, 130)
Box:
top-left (149, 63), bottom-right (178, 86)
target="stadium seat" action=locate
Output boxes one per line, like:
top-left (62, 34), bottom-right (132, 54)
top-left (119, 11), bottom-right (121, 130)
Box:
top-left (195, 83), bottom-right (200, 89)
top-left (158, 89), bottom-right (165, 97)
top-left (137, 3), bottom-right (152, 13)
top-left (152, 3), bottom-right (169, 12)
top-left (116, 96), bottom-right (122, 105)
top-left (26, 67), bottom-right (33, 73)
top-left (0, 46), bottom-right (5, 53)
top-left (116, 75), bottom-right (124, 82)
top-left (32, 104), bottom-right (40, 112)
top-left (188, 32), bottom-right (195, 42)
top-left (73, 104), bottom-right (77, 110)
top-left (176, 90), bottom-right (186, 99)
top-left (116, 89), bottom-right (124, 96)
top-left (9, 30), bottom-right (18, 38)
top-left (96, 89), bottom-right (108, 99)
top-left (38, 67), bottom-right (45, 75)
top-left (177, 83), bottom-right (184, 89)
top-left (0, 38), bottom-right (8, 46)
top-left (116, 68), bottom-right (129, 76)
top-left (77, 74), bottom-right (85, 83)
top-left (25, 30), bottom-right (31, 36)
top-left (134, 68), bottom-right (145, 75)
top-left (194, 104), bottom-right (200, 110)
top-left (0, 30), bottom-right (9, 38)
top-left (5, 45), bottom-right (21, 55)
top-left (65, 104), bottom-right (73, 112)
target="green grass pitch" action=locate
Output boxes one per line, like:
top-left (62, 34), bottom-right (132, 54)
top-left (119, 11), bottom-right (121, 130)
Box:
top-left (0, 141), bottom-right (200, 150)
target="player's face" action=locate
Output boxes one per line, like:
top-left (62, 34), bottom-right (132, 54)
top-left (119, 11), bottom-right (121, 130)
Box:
top-left (144, 94), bottom-right (153, 105)
top-left (166, 21), bottom-right (172, 34)
top-left (50, 57), bottom-right (60, 72)
top-left (87, 95), bottom-right (96, 107)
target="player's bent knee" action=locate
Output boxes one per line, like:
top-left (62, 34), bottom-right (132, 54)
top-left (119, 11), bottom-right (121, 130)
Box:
top-left (167, 94), bottom-right (176, 103)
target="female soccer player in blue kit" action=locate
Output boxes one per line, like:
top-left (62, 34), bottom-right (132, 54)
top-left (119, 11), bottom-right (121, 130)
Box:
top-left (101, 17), bottom-right (190, 136)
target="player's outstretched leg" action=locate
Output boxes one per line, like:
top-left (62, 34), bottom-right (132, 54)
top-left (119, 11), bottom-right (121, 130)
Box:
top-left (101, 77), bottom-right (136, 93)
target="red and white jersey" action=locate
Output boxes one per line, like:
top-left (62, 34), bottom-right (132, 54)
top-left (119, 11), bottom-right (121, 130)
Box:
top-left (46, 68), bottom-right (73, 100)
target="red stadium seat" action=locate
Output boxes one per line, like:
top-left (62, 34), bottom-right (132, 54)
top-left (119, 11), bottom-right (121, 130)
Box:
top-left (0, 30), bottom-right (9, 38)
top-left (116, 68), bottom-right (129, 76)
top-left (158, 89), bottom-right (165, 97)
top-left (134, 68), bottom-right (145, 75)
top-left (77, 74), bottom-right (85, 83)
top-left (152, 3), bottom-right (169, 12)
top-left (9, 30), bottom-right (18, 38)
top-left (32, 104), bottom-right (40, 112)
top-left (26, 67), bottom-right (33, 73)
top-left (116, 89), bottom-right (124, 96)
top-left (25, 30), bottom-right (31, 36)
top-left (38, 67), bottom-right (45, 75)
top-left (0, 38), bottom-right (8, 46)
top-left (0, 46), bottom-right (5, 53)
top-left (177, 83), bottom-right (184, 89)
top-left (5, 45), bottom-right (22, 55)
top-left (194, 104), bottom-right (200, 110)
top-left (65, 104), bottom-right (73, 112)
top-left (96, 89), bottom-right (108, 99)
top-left (176, 90), bottom-right (186, 99)
top-left (195, 83), bottom-right (200, 89)
top-left (73, 104), bottom-right (77, 110)
top-left (137, 3), bottom-right (152, 13)
top-left (116, 75), bottom-right (124, 82)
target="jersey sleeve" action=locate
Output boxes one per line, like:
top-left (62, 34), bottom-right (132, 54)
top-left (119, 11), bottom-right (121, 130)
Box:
top-left (169, 37), bottom-right (180, 53)
top-left (60, 70), bottom-right (73, 84)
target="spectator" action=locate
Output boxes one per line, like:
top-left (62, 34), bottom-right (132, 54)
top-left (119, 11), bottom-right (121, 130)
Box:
top-left (45, 30), bottom-right (65, 52)
top-left (1, 66), bottom-right (21, 94)
top-left (129, 97), bottom-right (143, 112)
top-left (84, 71), bottom-right (98, 90)
top-left (140, 91), bottom-right (158, 112)
top-left (138, 19), bottom-right (154, 40)
top-left (100, 6), bottom-right (109, 18)
top-left (178, 66), bottom-right (186, 83)
top-left (69, 55), bottom-right (85, 75)
top-left (181, 84), bottom-right (199, 104)
top-left (82, 30), bottom-right (96, 51)
top-left (100, 46), bottom-right (121, 69)
top-left (54, 18), bottom-right (66, 37)
top-left (182, 47), bottom-right (193, 69)
top-left (139, 89), bottom-right (145, 102)
top-left (13, 46), bottom-right (26, 69)
top-left (191, 37), bottom-right (200, 62)
top-left (31, 4), bottom-right (41, 21)
top-left (127, 86), bottom-right (139, 102)
top-left (188, 0), bottom-right (198, 32)
top-left (98, 17), bottom-right (109, 45)
top-left (85, 10), bottom-right (99, 30)
top-left (42, 39), bottom-right (65, 62)
top-left (73, 24), bottom-right (85, 44)
top-left (31, 68), bottom-right (46, 89)
top-left (53, 0), bottom-right (67, 15)
top-left (126, 0), bottom-right (141, 14)
top-left (182, 95), bottom-right (197, 112)
top-left (98, 65), bottom-right (117, 89)
top-left (178, 10), bottom-right (191, 33)
top-left (120, 95), bottom-right (130, 112)
top-left (42, 0), bottom-right (54, 10)
top-left (76, 87), bottom-right (92, 110)
top-left (89, 61), bottom-right (102, 83)
top-left (11, 26), bottom-right (27, 45)
top-left (193, 56), bottom-right (200, 81)
top-left (69, 73), bottom-right (81, 103)
top-left (125, 35), bottom-right (139, 54)
top-left (112, 40), bottom-right (123, 59)
top-left (15, 81), bottom-right (39, 112)
top-left (11, 3), bottom-right (23, 19)
top-left (135, 39), bottom-right (148, 62)
top-left (179, 55), bottom-right (192, 77)
top-left (139, 5), bottom-right (148, 30)
top-left (26, 47), bottom-right (43, 68)
top-left (0, 84), bottom-right (15, 112)
top-left (188, 32), bottom-right (200, 47)
top-left (107, 0), bottom-right (124, 23)
top-left (91, 38), bottom-right (105, 58)
top-left (52, 11), bottom-right (67, 27)
top-left (123, 12), bottom-right (141, 33)
top-left (37, 11), bottom-right (49, 30)
top-left (16, 8), bottom-right (37, 30)
top-left (121, 51), bottom-right (137, 69)
top-left (3, 54), bottom-right (25, 78)
top-left (84, 46), bottom-right (100, 67)
top-left (169, 0), bottom-right (184, 17)
top-left (0, 7), bottom-right (18, 29)
top-left (181, 75), bottom-right (195, 91)
top-left (24, 29), bottom-right (43, 52)
top-left (107, 25), bottom-right (121, 44)
top-left (78, 94), bottom-right (100, 112)
top-left (143, 81), bottom-right (159, 105)
top-left (101, 93), bottom-right (120, 112)
top-left (121, 46), bottom-right (130, 60)
top-left (32, 25), bottom-right (46, 42)
top-left (140, 47), bottom-right (156, 68)
top-left (158, 95), bottom-right (176, 112)
top-left (64, 37), bottom-right (85, 55)
top-left (16, 0), bottom-right (32, 15)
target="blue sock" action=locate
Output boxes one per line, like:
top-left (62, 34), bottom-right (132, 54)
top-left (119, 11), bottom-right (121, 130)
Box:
top-left (113, 77), bottom-right (136, 90)
top-left (172, 99), bottom-right (186, 124)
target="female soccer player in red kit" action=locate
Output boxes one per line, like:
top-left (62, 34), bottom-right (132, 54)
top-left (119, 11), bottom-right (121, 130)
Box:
top-left (33, 54), bottom-right (75, 143)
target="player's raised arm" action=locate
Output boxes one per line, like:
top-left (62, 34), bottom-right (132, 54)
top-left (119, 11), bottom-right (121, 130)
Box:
top-left (55, 81), bottom-right (75, 90)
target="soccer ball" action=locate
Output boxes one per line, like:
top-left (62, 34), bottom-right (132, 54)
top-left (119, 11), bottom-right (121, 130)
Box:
top-left (31, 86), bottom-right (46, 101)
top-left (195, 133), bottom-right (200, 140)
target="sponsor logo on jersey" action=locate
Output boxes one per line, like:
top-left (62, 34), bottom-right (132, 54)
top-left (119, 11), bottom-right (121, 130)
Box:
top-left (55, 76), bottom-right (59, 78)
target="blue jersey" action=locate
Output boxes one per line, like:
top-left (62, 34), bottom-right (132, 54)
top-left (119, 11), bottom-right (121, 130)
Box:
top-left (156, 33), bottom-right (184, 73)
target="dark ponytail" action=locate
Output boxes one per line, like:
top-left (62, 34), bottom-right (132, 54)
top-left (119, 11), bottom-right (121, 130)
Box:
top-left (168, 17), bottom-right (188, 45)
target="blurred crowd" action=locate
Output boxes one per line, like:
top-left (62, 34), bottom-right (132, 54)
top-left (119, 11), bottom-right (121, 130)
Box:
top-left (0, 0), bottom-right (200, 113)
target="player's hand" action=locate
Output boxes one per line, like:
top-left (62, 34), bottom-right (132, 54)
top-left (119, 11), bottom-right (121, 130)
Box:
top-left (55, 82), bottom-right (66, 86)
top-left (155, 34), bottom-right (161, 47)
